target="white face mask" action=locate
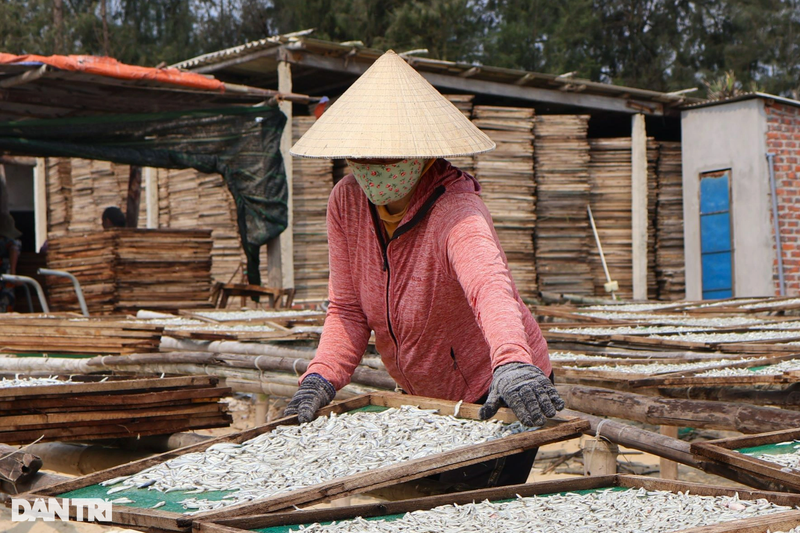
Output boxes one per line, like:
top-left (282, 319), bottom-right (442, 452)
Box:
top-left (347, 158), bottom-right (426, 205)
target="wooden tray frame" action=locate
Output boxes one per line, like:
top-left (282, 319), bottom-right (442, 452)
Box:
top-left (17, 392), bottom-right (588, 532)
top-left (692, 428), bottom-right (800, 493)
top-left (193, 475), bottom-right (800, 533)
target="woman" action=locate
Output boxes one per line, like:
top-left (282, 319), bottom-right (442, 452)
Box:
top-left (286, 51), bottom-right (563, 472)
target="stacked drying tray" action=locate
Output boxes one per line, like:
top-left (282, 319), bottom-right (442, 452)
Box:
top-left (46, 228), bottom-right (213, 314)
top-left (0, 375), bottom-right (231, 444)
top-left (534, 115), bottom-right (594, 295)
top-left (655, 141), bottom-right (686, 300)
top-left (292, 116), bottom-right (335, 303)
top-left (473, 105), bottom-right (538, 301)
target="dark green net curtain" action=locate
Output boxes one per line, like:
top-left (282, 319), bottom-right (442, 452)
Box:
top-left (0, 106), bottom-right (288, 286)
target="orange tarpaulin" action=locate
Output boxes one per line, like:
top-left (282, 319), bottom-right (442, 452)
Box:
top-left (0, 53), bottom-right (225, 92)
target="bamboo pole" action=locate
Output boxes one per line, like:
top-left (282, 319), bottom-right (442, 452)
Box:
top-left (559, 385), bottom-right (800, 434)
top-left (160, 337), bottom-right (387, 370)
top-left (658, 385), bottom-right (800, 408)
top-left (562, 409), bottom-right (782, 491)
top-left (24, 442), bottom-right (152, 476)
top-left (0, 357), bottom-right (384, 399)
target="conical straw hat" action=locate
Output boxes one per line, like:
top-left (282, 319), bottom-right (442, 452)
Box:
top-left (290, 50), bottom-right (495, 159)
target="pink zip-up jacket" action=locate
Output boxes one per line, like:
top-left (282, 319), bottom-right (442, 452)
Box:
top-left (303, 159), bottom-right (551, 403)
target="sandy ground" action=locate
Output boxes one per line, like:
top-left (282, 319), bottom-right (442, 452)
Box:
top-left (0, 394), bottom-right (746, 532)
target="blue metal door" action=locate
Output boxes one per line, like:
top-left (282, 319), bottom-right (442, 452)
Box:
top-left (699, 170), bottom-right (733, 299)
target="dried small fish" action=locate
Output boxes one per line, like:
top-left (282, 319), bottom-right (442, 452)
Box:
top-left (290, 489), bottom-right (795, 533)
top-left (651, 331), bottom-right (800, 343)
top-left (698, 359), bottom-right (800, 377)
top-left (0, 376), bottom-right (70, 388)
top-left (109, 497), bottom-right (134, 504)
top-left (151, 501), bottom-right (166, 509)
top-left (104, 405), bottom-right (533, 514)
top-left (743, 442), bottom-right (800, 471)
top-left (564, 357), bottom-right (766, 376)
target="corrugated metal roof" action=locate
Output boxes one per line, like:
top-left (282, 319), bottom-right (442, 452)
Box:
top-left (171, 30), bottom-right (313, 70)
top-left (173, 32), bottom-right (702, 113)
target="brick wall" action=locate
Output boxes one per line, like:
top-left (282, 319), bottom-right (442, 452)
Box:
top-left (766, 101), bottom-right (800, 295)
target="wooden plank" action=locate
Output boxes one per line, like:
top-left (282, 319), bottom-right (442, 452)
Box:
top-left (0, 386), bottom-right (229, 412)
top-left (0, 375), bottom-right (218, 399)
top-left (692, 428), bottom-right (800, 492)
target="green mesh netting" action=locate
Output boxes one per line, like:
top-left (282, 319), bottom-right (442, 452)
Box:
top-left (738, 441), bottom-right (800, 456)
top-left (0, 106), bottom-right (287, 287)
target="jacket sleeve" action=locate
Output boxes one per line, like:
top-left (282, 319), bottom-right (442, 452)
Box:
top-left (441, 202), bottom-right (551, 375)
top-left (301, 186), bottom-right (371, 390)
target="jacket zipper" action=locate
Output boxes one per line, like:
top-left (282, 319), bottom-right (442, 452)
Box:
top-left (369, 204), bottom-right (410, 391)
top-left (368, 185), bottom-right (447, 395)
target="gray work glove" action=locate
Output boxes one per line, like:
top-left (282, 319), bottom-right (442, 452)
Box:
top-left (479, 363), bottom-right (565, 427)
top-left (283, 373), bottom-right (336, 423)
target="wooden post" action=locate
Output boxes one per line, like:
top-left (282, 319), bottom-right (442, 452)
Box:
top-left (254, 393), bottom-right (270, 426)
top-left (34, 158), bottom-right (47, 251)
top-left (659, 425), bottom-right (679, 480)
top-left (125, 166), bottom-right (142, 228)
top-left (631, 114), bottom-right (648, 300)
top-left (267, 60), bottom-right (295, 290)
top-left (53, 0), bottom-right (64, 54)
top-left (582, 437), bottom-right (618, 476)
top-left (145, 167), bottom-right (158, 229)
top-left (0, 164), bottom-right (7, 216)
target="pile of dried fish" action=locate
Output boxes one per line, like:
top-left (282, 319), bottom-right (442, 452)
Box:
top-left (740, 297), bottom-right (800, 309)
top-left (564, 358), bottom-right (765, 375)
top-left (756, 321), bottom-right (800, 330)
top-left (697, 359), bottom-right (800, 377)
top-left (575, 312), bottom-right (766, 328)
top-left (100, 406), bottom-right (531, 514)
top-left (552, 325), bottom-right (705, 336)
top-left (693, 298), bottom-right (767, 308)
top-left (583, 303), bottom-right (679, 312)
top-left (194, 309), bottom-right (322, 321)
top-left (0, 376), bottom-right (69, 388)
top-left (548, 352), bottom-right (613, 362)
top-left (651, 331), bottom-right (800, 343)
top-left (290, 489), bottom-right (793, 533)
top-left (134, 317), bottom-right (275, 333)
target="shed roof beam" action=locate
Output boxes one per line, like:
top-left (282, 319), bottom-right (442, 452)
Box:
top-left (284, 51), bottom-right (664, 116)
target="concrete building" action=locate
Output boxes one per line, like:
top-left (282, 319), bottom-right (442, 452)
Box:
top-left (681, 93), bottom-right (800, 299)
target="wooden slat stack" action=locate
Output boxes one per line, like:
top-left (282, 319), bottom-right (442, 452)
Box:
top-left (292, 117), bottom-right (334, 303)
top-left (647, 139), bottom-right (659, 299)
top-left (45, 158), bottom-right (73, 235)
top-left (46, 229), bottom-right (213, 314)
top-left (473, 105), bottom-right (538, 301)
top-left (46, 230), bottom-right (118, 314)
top-left (588, 137), bottom-right (635, 298)
top-left (586, 138), bottom-right (660, 299)
top-left (445, 95), bottom-right (477, 174)
top-left (656, 141), bottom-right (686, 300)
top-left (0, 375), bottom-right (231, 444)
top-left (156, 167), bottom-right (244, 284)
top-left (534, 115), bottom-right (594, 295)
top-left (0, 316), bottom-right (163, 354)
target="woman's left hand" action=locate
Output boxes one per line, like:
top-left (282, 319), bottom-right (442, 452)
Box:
top-left (478, 363), bottom-right (565, 427)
